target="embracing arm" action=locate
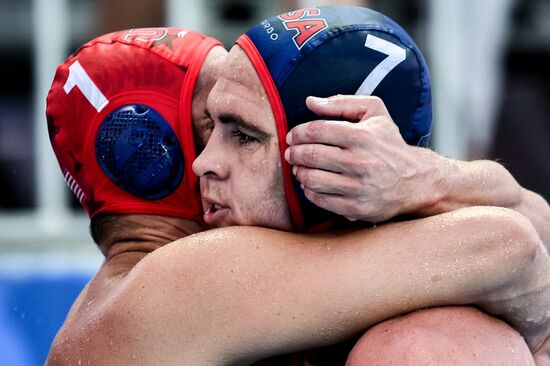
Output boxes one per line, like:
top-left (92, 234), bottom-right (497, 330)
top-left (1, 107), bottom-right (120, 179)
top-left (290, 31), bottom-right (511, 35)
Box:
top-left (285, 95), bottom-right (550, 249)
top-left (425, 156), bottom-right (550, 249)
top-left (59, 207), bottom-right (549, 365)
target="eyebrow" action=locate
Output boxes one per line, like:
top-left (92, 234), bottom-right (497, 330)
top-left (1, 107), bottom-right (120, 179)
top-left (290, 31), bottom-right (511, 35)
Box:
top-left (217, 112), bottom-right (270, 140)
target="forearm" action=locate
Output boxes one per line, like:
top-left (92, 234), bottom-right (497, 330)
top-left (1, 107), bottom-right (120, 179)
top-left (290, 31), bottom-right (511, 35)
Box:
top-left (124, 207), bottom-right (549, 363)
top-left (416, 150), bottom-right (550, 249)
top-left (53, 208), bottom-right (549, 364)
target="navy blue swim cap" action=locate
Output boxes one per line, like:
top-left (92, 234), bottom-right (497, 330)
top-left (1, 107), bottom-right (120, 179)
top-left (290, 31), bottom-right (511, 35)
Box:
top-left (236, 6), bottom-right (432, 230)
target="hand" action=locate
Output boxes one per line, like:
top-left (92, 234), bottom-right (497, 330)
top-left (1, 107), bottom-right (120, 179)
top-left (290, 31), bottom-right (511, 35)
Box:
top-left (285, 95), bottom-right (439, 222)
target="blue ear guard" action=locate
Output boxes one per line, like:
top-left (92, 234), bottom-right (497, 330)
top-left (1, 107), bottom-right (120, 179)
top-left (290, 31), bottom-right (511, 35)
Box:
top-left (95, 104), bottom-right (184, 199)
top-left (242, 6), bottom-right (433, 229)
top-left (245, 5), bottom-right (432, 147)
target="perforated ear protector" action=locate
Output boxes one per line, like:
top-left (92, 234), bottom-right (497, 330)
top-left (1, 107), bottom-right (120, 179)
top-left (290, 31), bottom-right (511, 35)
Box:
top-left (96, 104), bottom-right (184, 199)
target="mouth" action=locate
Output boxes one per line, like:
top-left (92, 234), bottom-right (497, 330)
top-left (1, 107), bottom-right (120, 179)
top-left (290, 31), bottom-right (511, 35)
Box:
top-left (202, 198), bottom-right (230, 226)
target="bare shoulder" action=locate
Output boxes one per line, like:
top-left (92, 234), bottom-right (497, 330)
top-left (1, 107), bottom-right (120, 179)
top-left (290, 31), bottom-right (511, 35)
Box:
top-left (45, 250), bottom-right (161, 365)
top-left (347, 306), bottom-right (536, 366)
top-left (45, 229), bottom-right (293, 366)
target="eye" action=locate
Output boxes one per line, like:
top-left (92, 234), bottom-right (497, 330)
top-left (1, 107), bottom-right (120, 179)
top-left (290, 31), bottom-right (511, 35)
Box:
top-left (231, 129), bottom-right (259, 145)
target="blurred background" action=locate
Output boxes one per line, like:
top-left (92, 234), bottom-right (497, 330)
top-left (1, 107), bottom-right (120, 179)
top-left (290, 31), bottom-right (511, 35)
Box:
top-left (0, 0), bottom-right (548, 364)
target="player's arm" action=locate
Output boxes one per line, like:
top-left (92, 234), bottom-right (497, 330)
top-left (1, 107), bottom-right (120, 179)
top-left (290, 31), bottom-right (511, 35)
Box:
top-left (50, 206), bottom-right (550, 365)
top-left (285, 95), bottom-right (550, 250)
top-left (45, 215), bottom-right (201, 366)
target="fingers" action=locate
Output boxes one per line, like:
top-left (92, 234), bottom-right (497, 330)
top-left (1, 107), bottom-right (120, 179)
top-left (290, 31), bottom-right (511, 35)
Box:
top-left (288, 95), bottom-right (395, 147)
top-left (286, 142), bottom-right (376, 178)
top-left (301, 186), bottom-right (357, 217)
top-left (301, 185), bottom-right (380, 222)
top-left (287, 120), bottom-right (368, 147)
top-left (302, 184), bottom-right (389, 223)
top-left (285, 143), bottom-right (354, 173)
top-left (292, 165), bottom-right (360, 196)
top-left (305, 95), bottom-right (389, 122)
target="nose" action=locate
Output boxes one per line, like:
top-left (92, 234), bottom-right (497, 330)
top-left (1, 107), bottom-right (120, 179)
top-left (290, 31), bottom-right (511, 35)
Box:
top-left (192, 129), bottom-right (229, 180)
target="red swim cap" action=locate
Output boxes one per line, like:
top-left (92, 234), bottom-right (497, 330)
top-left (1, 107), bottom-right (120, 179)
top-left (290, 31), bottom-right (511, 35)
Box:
top-left (46, 28), bottom-right (221, 221)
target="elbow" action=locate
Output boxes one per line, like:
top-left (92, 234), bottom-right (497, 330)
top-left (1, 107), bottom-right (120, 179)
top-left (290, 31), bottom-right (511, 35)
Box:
top-left (493, 207), bottom-right (542, 267)
top-left (472, 207), bottom-right (550, 350)
top-left (471, 207), bottom-right (544, 287)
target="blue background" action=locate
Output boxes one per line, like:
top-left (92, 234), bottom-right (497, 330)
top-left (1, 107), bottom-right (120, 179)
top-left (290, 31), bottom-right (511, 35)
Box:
top-left (0, 271), bottom-right (90, 366)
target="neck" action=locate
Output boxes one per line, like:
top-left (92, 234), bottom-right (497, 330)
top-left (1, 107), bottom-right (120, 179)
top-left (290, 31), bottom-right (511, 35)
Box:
top-left (98, 214), bottom-right (202, 259)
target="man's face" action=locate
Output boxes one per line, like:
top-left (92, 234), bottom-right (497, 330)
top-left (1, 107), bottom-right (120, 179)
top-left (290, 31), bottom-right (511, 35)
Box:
top-left (192, 46), bottom-right (292, 230)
